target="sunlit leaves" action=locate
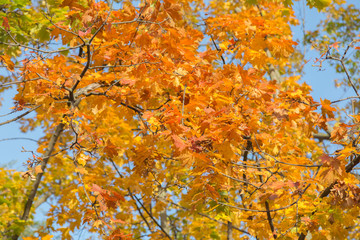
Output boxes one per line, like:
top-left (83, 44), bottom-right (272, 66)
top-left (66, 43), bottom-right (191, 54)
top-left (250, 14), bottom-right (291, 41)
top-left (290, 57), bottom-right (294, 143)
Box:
top-left (1, 0), bottom-right (360, 239)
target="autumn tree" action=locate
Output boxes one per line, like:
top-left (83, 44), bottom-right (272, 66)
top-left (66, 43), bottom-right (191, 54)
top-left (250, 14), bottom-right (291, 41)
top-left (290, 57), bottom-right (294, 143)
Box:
top-left (1, 0), bottom-right (360, 239)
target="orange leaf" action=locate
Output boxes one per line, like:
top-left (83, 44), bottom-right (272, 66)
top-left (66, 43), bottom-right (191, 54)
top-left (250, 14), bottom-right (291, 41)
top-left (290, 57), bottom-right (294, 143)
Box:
top-left (93, 219), bottom-right (103, 228)
top-left (164, 0), bottom-right (182, 21)
top-left (35, 165), bottom-right (43, 174)
top-left (320, 99), bottom-right (336, 111)
top-left (172, 135), bottom-right (188, 151)
top-left (329, 41), bottom-right (341, 51)
top-left (92, 184), bottom-right (103, 195)
top-left (2, 17), bottom-right (10, 31)
top-left (42, 235), bottom-right (54, 240)
top-left (75, 167), bottom-right (88, 175)
top-left (111, 217), bottom-right (126, 224)
top-left (104, 140), bottom-right (118, 157)
top-left (320, 98), bottom-right (336, 119)
top-left (205, 184), bottom-right (220, 199)
top-left (0, 54), bottom-right (14, 71)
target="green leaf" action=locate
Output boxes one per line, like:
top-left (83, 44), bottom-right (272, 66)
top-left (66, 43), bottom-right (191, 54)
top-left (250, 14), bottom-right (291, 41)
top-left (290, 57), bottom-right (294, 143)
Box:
top-left (210, 231), bottom-right (221, 240)
top-left (37, 25), bottom-right (50, 42)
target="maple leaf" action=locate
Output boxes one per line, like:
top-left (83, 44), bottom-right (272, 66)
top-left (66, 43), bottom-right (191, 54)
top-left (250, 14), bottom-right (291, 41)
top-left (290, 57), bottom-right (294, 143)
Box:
top-left (121, 78), bottom-right (136, 86)
top-left (3, 0), bottom-right (360, 239)
top-left (78, 29), bottom-right (91, 37)
top-left (2, 17), bottom-right (10, 31)
top-left (104, 140), bottom-right (118, 158)
top-left (93, 219), bottom-right (103, 228)
top-left (110, 217), bottom-right (126, 224)
top-left (75, 167), bottom-right (88, 175)
top-left (319, 154), bottom-right (345, 184)
top-left (164, 0), bottom-right (182, 21)
top-left (35, 165), bottom-right (43, 174)
top-left (320, 98), bottom-right (336, 118)
top-left (42, 235), bottom-right (54, 240)
top-left (329, 41), bottom-right (341, 51)
top-left (92, 184), bottom-right (103, 195)
top-left (0, 55), bottom-right (14, 71)
top-left (172, 135), bottom-right (188, 151)
top-left (330, 123), bottom-right (349, 142)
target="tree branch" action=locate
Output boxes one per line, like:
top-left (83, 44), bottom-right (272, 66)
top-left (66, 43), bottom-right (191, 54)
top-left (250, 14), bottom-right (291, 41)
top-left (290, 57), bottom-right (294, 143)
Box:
top-left (298, 155), bottom-right (360, 240)
top-left (8, 122), bottom-right (65, 240)
top-left (0, 105), bottom-right (40, 127)
top-left (265, 201), bottom-right (277, 239)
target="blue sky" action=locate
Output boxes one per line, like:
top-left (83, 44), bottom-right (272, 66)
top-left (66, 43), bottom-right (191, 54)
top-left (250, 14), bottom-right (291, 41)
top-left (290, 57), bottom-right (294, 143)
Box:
top-left (0, 0), bottom-right (359, 239)
top-left (295, 0), bottom-right (360, 103)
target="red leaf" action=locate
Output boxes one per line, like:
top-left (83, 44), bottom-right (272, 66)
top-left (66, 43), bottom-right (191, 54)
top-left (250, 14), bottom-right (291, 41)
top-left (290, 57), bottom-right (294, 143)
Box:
top-left (172, 135), bottom-right (188, 151)
top-left (142, 111), bottom-right (154, 119)
top-left (268, 194), bottom-right (279, 200)
top-left (2, 17), bottom-right (10, 31)
top-left (111, 217), bottom-right (126, 224)
top-left (78, 28), bottom-right (91, 37)
top-left (104, 140), bottom-right (118, 157)
top-left (78, 31), bottom-right (86, 37)
top-left (121, 78), bottom-right (135, 86)
top-left (329, 41), bottom-right (340, 51)
top-left (111, 190), bottom-right (125, 202)
top-left (92, 184), bottom-right (103, 195)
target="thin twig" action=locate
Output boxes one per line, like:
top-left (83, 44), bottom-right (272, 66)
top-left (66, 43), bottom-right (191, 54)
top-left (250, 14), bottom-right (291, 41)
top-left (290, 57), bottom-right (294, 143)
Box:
top-left (219, 172), bottom-right (260, 189)
top-left (0, 137), bottom-right (38, 143)
top-left (331, 96), bottom-right (360, 104)
top-left (0, 105), bottom-right (41, 127)
top-left (89, 4), bottom-right (113, 44)
top-left (326, 53), bottom-right (359, 97)
top-left (181, 84), bottom-right (186, 125)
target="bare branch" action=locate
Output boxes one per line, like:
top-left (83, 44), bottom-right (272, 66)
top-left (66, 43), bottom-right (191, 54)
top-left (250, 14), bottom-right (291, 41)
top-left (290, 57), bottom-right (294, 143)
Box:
top-left (331, 96), bottom-right (360, 104)
top-left (313, 132), bottom-right (331, 141)
top-left (0, 137), bottom-right (38, 143)
top-left (0, 26), bottom-right (82, 53)
top-left (325, 42), bottom-right (360, 97)
top-left (89, 5), bottom-right (113, 44)
top-left (0, 105), bottom-right (41, 127)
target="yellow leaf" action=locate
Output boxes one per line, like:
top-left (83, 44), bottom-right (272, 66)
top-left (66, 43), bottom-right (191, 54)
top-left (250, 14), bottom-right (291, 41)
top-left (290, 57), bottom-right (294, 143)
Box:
top-left (42, 235), bottom-right (54, 240)
top-left (93, 219), bottom-right (103, 228)
top-left (75, 167), bottom-right (88, 175)
top-left (77, 153), bottom-right (88, 166)
top-left (35, 165), bottom-right (43, 174)
top-left (0, 54), bottom-right (14, 71)
top-left (219, 41), bottom-right (230, 50)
